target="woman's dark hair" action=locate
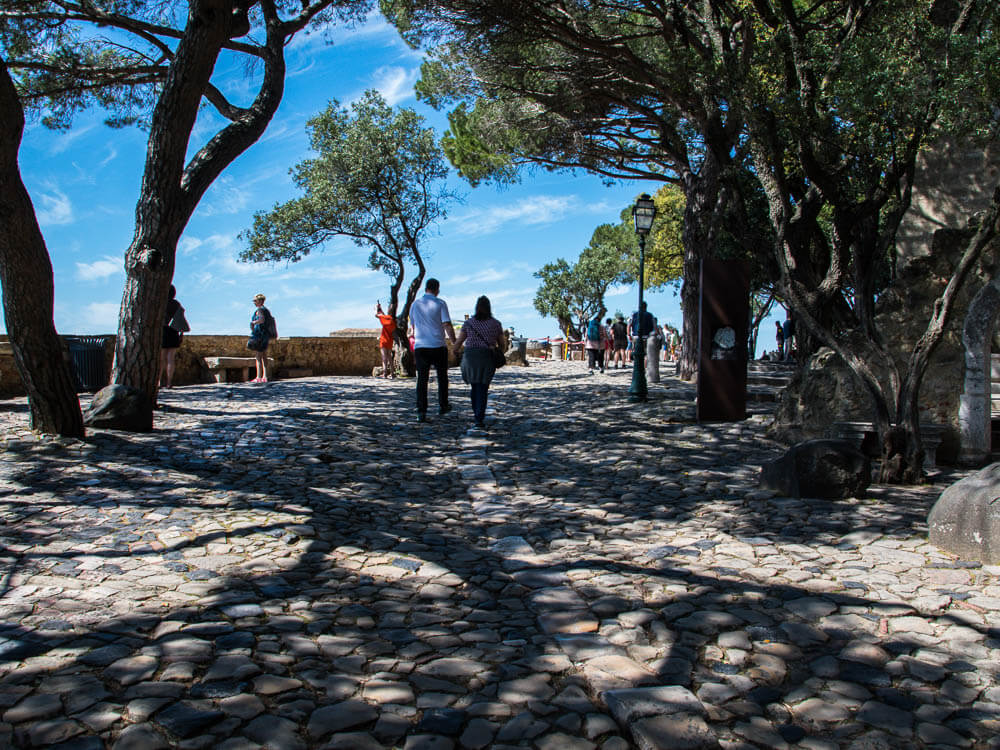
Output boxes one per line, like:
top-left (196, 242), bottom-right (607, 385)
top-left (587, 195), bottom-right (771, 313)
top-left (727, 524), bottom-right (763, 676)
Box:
top-left (474, 296), bottom-right (492, 320)
top-left (168, 284), bottom-right (176, 300)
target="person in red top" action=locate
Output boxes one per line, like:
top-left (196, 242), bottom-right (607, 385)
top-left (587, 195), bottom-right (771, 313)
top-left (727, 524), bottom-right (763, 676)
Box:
top-left (375, 302), bottom-right (397, 378)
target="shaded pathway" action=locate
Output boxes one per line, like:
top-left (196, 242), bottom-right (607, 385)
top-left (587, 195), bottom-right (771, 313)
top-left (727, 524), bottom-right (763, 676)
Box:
top-left (0, 361), bottom-right (995, 749)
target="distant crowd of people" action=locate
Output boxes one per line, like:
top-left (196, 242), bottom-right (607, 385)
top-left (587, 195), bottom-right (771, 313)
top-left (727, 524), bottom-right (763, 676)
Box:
top-left (774, 315), bottom-right (796, 361)
top-left (579, 304), bottom-right (681, 381)
top-left (154, 278), bottom-right (797, 428)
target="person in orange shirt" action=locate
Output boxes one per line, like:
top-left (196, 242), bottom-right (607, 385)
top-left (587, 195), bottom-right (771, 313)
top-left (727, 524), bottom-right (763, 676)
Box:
top-left (376, 302), bottom-right (397, 378)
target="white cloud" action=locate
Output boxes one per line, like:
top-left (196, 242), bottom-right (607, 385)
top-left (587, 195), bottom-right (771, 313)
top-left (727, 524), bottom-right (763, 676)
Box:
top-left (197, 176), bottom-right (252, 217)
top-left (178, 236), bottom-right (205, 256)
top-left (49, 124), bottom-right (96, 155)
top-left (75, 256), bottom-right (122, 282)
top-left (372, 65), bottom-right (418, 105)
top-left (284, 300), bottom-right (379, 335)
top-left (283, 264), bottom-right (378, 281)
top-left (82, 302), bottom-right (120, 330)
top-left (451, 196), bottom-right (579, 236)
top-left (36, 186), bottom-right (74, 226)
top-left (447, 267), bottom-right (512, 285)
top-left (98, 146), bottom-right (118, 169)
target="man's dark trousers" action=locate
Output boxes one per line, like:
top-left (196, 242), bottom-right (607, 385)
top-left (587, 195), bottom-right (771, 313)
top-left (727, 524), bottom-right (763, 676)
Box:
top-left (415, 346), bottom-right (449, 415)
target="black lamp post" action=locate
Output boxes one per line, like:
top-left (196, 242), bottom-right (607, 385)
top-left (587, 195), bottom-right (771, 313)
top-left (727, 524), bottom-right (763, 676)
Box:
top-left (629, 193), bottom-right (656, 403)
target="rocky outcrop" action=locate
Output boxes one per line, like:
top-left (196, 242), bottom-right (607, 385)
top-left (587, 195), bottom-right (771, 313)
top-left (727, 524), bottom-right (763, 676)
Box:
top-left (83, 384), bottom-right (153, 432)
top-left (775, 228), bottom-right (1000, 464)
top-left (759, 439), bottom-right (871, 499)
top-left (928, 462), bottom-right (1000, 563)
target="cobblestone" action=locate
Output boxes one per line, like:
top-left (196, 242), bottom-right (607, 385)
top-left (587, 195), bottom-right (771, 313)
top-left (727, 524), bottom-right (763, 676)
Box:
top-left (0, 361), bottom-right (995, 748)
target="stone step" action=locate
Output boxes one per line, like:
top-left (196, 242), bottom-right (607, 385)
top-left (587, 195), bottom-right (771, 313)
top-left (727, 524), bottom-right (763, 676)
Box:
top-left (747, 374), bottom-right (792, 387)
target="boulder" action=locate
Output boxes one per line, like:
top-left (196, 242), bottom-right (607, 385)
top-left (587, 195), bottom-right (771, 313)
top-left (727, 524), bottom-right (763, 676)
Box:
top-left (928, 462), bottom-right (1000, 564)
top-left (83, 384), bottom-right (153, 432)
top-left (505, 345), bottom-right (527, 367)
top-left (760, 438), bottom-right (871, 499)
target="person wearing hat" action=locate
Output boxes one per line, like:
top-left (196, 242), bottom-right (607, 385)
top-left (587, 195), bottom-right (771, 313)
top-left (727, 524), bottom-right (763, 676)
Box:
top-left (248, 293), bottom-right (277, 382)
top-left (610, 312), bottom-right (628, 369)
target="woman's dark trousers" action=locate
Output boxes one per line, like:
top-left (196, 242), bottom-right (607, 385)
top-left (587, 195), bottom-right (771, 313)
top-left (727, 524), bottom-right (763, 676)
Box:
top-left (470, 383), bottom-right (489, 423)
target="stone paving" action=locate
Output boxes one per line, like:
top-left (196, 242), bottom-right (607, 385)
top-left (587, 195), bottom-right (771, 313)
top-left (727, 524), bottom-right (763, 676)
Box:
top-left (0, 360), bottom-right (997, 750)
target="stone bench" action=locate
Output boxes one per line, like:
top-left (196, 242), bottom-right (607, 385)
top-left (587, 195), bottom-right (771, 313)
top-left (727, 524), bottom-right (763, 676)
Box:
top-left (202, 356), bottom-right (274, 383)
top-left (828, 421), bottom-right (946, 467)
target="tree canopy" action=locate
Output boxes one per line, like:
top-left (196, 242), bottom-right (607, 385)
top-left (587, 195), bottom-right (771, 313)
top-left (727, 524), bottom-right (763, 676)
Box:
top-left (383, 0), bottom-right (1000, 480)
top-left (241, 90), bottom-right (458, 334)
top-left (1, 0), bottom-right (372, 432)
top-left (533, 223), bottom-right (632, 340)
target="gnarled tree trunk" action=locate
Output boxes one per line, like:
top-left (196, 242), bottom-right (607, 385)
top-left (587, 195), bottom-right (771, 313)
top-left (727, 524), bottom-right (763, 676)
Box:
top-left (0, 60), bottom-right (83, 437)
top-left (113, 0), bottom-right (288, 426)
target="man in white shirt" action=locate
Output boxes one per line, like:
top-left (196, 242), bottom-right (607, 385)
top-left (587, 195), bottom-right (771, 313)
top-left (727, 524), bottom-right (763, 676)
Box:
top-left (409, 278), bottom-right (456, 422)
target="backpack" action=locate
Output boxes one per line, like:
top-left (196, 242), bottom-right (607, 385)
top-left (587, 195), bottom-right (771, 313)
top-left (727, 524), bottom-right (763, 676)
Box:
top-left (587, 318), bottom-right (601, 342)
top-left (612, 320), bottom-right (627, 340)
top-left (264, 308), bottom-right (278, 339)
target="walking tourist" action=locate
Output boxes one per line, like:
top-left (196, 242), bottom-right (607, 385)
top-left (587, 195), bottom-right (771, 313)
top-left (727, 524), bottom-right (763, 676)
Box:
top-left (248, 293), bottom-right (277, 383)
top-left (782, 315), bottom-right (795, 361)
top-left (456, 296), bottom-right (504, 429)
top-left (604, 318), bottom-right (614, 366)
top-left (409, 278), bottom-right (456, 423)
top-left (375, 302), bottom-right (397, 378)
top-left (630, 301), bottom-right (655, 357)
top-left (775, 320), bottom-right (784, 358)
top-left (158, 285), bottom-right (188, 393)
top-left (611, 313), bottom-right (628, 368)
top-left (584, 315), bottom-right (606, 373)
top-left (646, 315), bottom-right (662, 383)
top-left (669, 327), bottom-right (680, 361)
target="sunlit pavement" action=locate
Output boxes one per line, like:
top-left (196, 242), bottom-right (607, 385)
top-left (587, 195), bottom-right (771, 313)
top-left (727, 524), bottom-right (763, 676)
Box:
top-left (0, 360), bottom-right (996, 749)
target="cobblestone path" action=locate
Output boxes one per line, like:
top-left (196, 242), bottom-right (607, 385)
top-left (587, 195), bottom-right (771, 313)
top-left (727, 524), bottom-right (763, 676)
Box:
top-left (0, 361), bottom-right (997, 749)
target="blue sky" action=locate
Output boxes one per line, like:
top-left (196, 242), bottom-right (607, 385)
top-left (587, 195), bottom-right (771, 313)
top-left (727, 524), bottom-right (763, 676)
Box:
top-left (13, 11), bottom-right (743, 342)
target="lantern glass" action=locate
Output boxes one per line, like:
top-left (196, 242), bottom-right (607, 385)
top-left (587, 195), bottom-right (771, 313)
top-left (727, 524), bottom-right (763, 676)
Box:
top-left (632, 194), bottom-right (656, 234)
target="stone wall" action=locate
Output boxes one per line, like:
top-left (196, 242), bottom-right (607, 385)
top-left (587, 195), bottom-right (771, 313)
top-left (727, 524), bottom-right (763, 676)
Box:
top-left (897, 137), bottom-right (1000, 262)
top-left (0, 335), bottom-right (384, 397)
top-left (775, 228), bottom-right (1000, 464)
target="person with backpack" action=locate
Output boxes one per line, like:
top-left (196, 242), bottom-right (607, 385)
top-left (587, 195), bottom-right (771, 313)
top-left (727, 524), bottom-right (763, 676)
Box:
top-left (610, 313), bottom-right (628, 368)
top-left (248, 292), bottom-right (278, 382)
top-left (782, 315), bottom-right (795, 361)
top-left (158, 285), bottom-right (188, 393)
top-left (584, 315), bottom-right (607, 373)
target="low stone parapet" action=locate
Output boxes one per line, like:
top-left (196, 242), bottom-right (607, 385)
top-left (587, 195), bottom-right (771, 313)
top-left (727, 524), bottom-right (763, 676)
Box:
top-left (0, 334), bottom-right (382, 396)
top-left (202, 356), bottom-right (275, 383)
top-left (827, 421), bottom-right (945, 467)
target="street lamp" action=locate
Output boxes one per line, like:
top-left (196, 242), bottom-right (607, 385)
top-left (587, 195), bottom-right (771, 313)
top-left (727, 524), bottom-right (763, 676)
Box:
top-left (629, 193), bottom-right (656, 403)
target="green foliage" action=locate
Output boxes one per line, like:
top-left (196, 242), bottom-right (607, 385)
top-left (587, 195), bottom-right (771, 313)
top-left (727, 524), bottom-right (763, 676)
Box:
top-left (645, 186), bottom-right (685, 289)
top-left (3, 1), bottom-right (373, 129)
top-left (240, 90), bottom-right (456, 274)
top-left (533, 224), bottom-right (631, 336)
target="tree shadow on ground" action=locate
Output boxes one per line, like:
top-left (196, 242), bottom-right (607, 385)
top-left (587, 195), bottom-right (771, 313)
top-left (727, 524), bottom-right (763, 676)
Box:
top-left (0, 368), bottom-right (994, 748)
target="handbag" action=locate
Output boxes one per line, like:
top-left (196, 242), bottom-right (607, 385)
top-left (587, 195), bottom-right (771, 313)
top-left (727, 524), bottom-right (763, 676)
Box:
top-left (169, 305), bottom-right (191, 333)
top-left (491, 346), bottom-right (506, 369)
top-left (246, 335), bottom-right (267, 352)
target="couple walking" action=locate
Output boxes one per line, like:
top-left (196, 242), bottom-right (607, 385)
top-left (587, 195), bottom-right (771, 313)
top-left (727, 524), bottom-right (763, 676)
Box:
top-left (410, 278), bottom-right (503, 428)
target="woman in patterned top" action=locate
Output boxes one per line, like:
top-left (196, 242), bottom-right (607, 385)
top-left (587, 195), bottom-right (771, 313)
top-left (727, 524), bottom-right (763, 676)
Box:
top-left (456, 296), bottom-right (504, 428)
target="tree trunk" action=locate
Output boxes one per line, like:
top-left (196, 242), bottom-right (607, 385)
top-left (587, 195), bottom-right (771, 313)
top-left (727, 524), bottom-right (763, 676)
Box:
top-left (748, 293), bottom-right (774, 359)
top-left (112, 0), bottom-right (288, 424)
top-left (895, 185), bottom-right (1000, 482)
top-left (394, 253), bottom-right (425, 377)
top-left (0, 60), bottom-right (84, 437)
top-left (678, 155), bottom-right (724, 381)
